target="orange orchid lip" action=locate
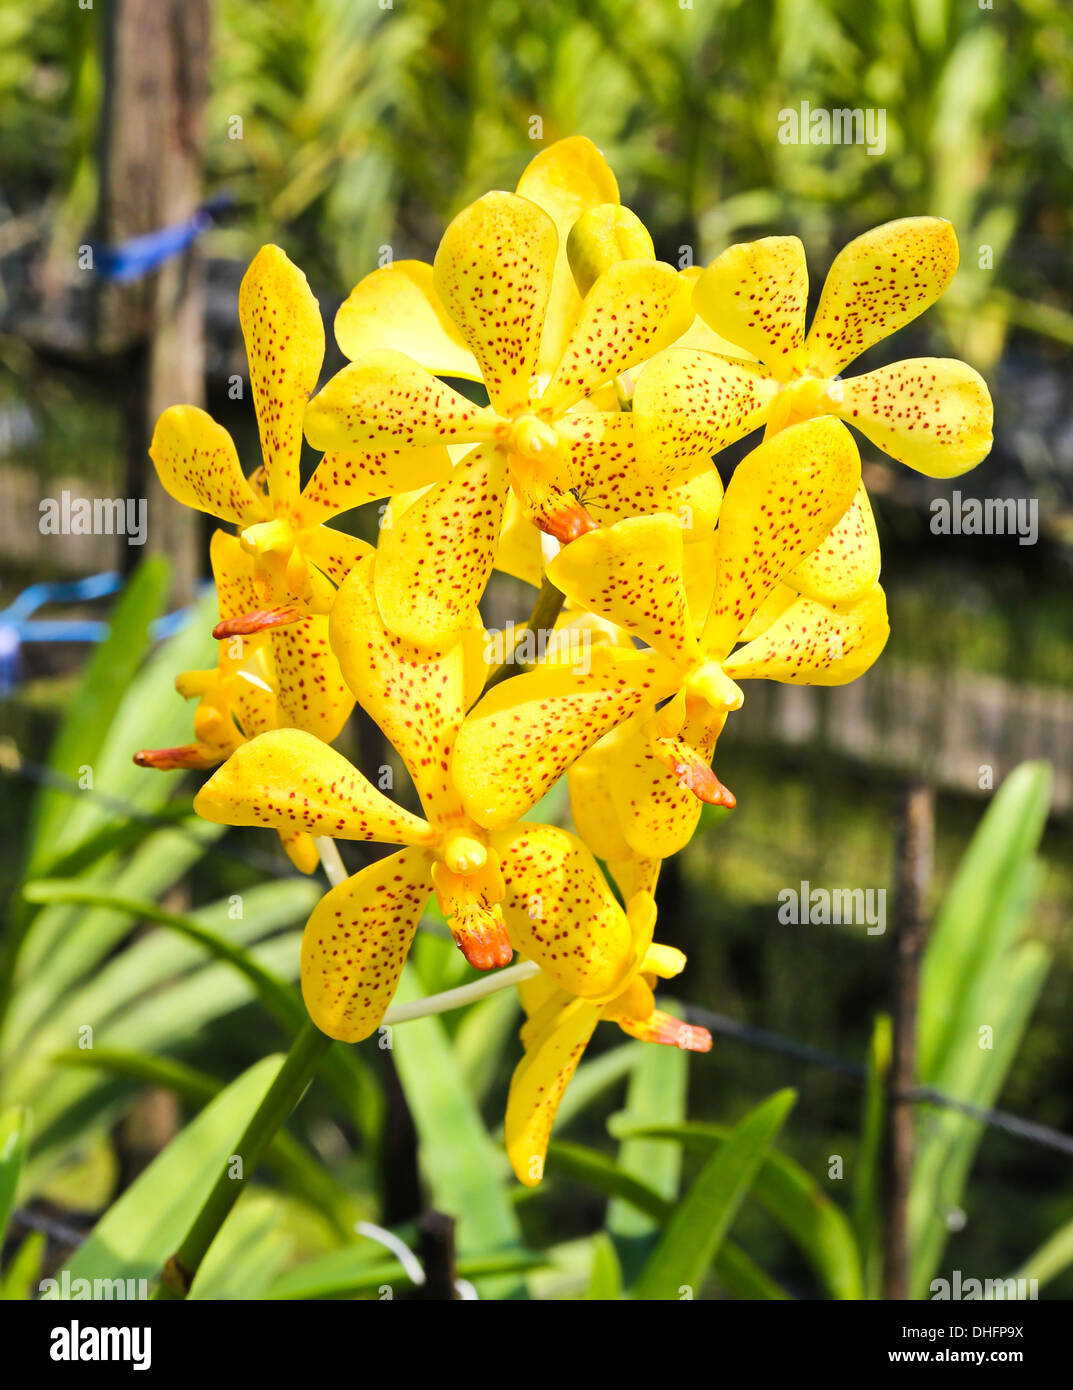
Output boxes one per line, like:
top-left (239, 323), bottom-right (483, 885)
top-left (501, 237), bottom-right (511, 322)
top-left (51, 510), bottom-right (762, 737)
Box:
top-left (535, 499), bottom-right (599, 545)
top-left (671, 757), bottom-right (736, 808)
top-left (212, 606), bottom-right (302, 639)
top-left (133, 744), bottom-right (221, 771)
top-left (452, 920), bottom-right (515, 972)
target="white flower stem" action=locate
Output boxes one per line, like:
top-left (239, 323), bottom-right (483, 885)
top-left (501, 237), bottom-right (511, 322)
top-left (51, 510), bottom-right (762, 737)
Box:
top-left (383, 960), bottom-right (540, 1025)
top-left (314, 836), bottom-right (349, 888)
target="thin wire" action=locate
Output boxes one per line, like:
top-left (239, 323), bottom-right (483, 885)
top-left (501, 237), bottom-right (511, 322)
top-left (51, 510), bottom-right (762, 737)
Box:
top-left (4, 752), bottom-right (1070, 1160)
top-left (685, 1004), bottom-right (1073, 1160)
top-left (0, 752), bottom-right (295, 880)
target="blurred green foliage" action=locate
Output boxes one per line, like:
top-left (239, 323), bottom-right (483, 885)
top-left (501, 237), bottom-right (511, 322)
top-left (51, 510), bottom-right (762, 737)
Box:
top-left (3, 0), bottom-right (1073, 365)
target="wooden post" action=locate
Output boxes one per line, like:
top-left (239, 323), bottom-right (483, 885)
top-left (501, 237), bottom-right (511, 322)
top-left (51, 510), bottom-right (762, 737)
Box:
top-left (413, 1211), bottom-right (459, 1301)
top-left (883, 781), bottom-right (934, 1299)
top-left (94, 0), bottom-right (210, 602)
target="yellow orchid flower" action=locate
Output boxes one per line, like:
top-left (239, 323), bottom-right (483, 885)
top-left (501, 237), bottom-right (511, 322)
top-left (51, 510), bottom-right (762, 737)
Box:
top-left (634, 217), bottom-right (994, 481)
top-left (302, 137), bottom-right (703, 656)
top-left (149, 243), bottom-right (448, 741)
top-left (192, 553), bottom-right (641, 1042)
top-left (451, 417), bottom-right (890, 837)
top-left (133, 531), bottom-right (319, 874)
top-left (506, 891), bottom-right (711, 1186)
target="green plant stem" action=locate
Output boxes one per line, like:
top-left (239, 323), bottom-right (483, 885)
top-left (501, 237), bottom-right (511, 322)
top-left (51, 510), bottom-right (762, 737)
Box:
top-left (480, 576), bottom-right (566, 696)
top-left (152, 1020), bottom-right (333, 1300)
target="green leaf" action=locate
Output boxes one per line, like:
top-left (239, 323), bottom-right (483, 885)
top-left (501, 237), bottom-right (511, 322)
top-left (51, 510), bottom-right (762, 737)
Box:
top-left (0, 1106), bottom-right (31, 1248)
top-left (388, 966), bottom-right (524, 1296)
top-left (854, 1012), bottom-right (891, 1299)
top-left (1005, 1217), bottom-right (1073, 1296)
top-left (553, 1042), bottom-right (642, 1130)
top-left (911, 763), bottom-right (1053, 1297)
top-left (586, 1232), bottom-right (623, 1300)
top-left (911, 941), bottom-right (1050, 1297)
top-left (32, 586), bottom-right (219, 868)
top-left (918, 761), bottom-right (1051, 1080)
top-left (6, 879), bottom-right (315, 1097)
top-left (713, 1240), bottom-right (790, 1300)
top-left (23, 938), bottom-right (301, 1187)
top-left (607, 1006), bottom-right (687, 1263)
top-left (50, 1047), bottom-right (359, 1237)
top-left (633, 1090), bottom-right (796, 1300)
top-left (6, 822), bottom-right (222, 1054)
top-left (546, 1140), bottom-right (669, 1222)
top-left (546, 1140), bottom-right (789, 1302)
top-left (262, 1245), bottom-right (546, 1301)
top-left (21, 881), bottom-right (308, 1035)
top-left (190, 1191), bottom-right (298, 1300)
top-left (607, 1119), bottom-right (862, 1300)
top-left (1, 1231), bottom-right (46, 1301)
top-left (41, 1055), bottom-right (285, 1292)
top-left (23, 556), bottom-right (169, 878)
top-left (453, 986), bottom-right (521, 1102)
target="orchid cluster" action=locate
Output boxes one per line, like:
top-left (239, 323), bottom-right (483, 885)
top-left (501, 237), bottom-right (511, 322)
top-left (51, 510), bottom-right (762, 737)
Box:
top-left (136, 137), bottom-right (992, 1186)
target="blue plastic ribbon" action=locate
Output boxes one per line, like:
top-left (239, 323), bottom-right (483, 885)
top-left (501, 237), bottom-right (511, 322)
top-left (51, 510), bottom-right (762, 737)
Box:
top-left (0, 571), bottom-right (212, 695)
top-left (92, 194), bottom-right (234, 283)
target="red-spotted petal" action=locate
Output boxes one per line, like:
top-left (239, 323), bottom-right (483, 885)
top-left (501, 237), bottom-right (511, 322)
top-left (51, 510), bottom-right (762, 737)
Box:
top-left (374, 444), bottom-right (509, 656)
top-left (433, 191), bottom-right (558, 417)
top-left (301, 847), bottom-right (434, 1041)
top-left (804, 217), bottom-right (960, 378)
top-left (701, 417), bottom-right (861, 660)
top-left (239, 245), bottom-right (325, 504)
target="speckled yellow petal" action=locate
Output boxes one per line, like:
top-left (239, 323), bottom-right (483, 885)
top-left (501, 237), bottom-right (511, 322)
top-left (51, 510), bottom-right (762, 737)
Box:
top-left (555, 411), bottom-right (723, 531)
top-left (633, 348), bottom-right (779, 472)
top-left (568, 738), bottom-right (634, 863)
top-left (673, 267), bottom-right (759, 358)
top-left (301, 846), bottom-right (433, 1042)
top-left (240, 245), bottom-right (325, 504)
top-left (150, 406), bottom-right (267, 527)
top-left (304, 350), bottom-right (500, 453)
top-left (683, 534), bottom-right (718, 629)
top-left (298, 526), bottom-right (372, 589)
top-left (804, 217), bottom-right (960, 378)
top-left (330, 555), bottom-right (467, 827)
top-left (784, 482), bottom-right (880, 605)
top-left (206, 533), bottom-right (281, 744)
top-left (506, 993), bottom-right (602, 1185)
top-left (280, 829), bottom-right (319, 875)
top-left (193, 728), bottom-right (433, 845)
top-left (693, 236), bottom-right (808, 379)
top-left (516, 970), bottom-right (564, 1025)
top-left (723, 583), bottom-right (889, 684)
top-left (297, 446), bottom-right (454, 525)
top-left (515, 135), bottom-right (620, 378)
top-left (605, 855), bottom-right (662, 903)
top-left (610, 705), bottom-right (732, 856)
top-left (738, 582), bottom-right (796, 641)
top-left (540, 260), bottom-right (693, 415)
top-left (832, 358), bottom-right (993, 477)
top-left (494, 822), bottom-right (634, 999)
top-left (547, 514), bottom-right (699, 666)
top-left (374, 444), bottom-right (509, 656)
top-left (566, 203), bottom-right (654, 297)
top-left (702, 417), bottom-right (861, 660)
top-left (210, 528), bottom-right (263, 622)
top-left (494, 491), bottom-right (544, 587)
top-left (335, 260), bottom-right (480, 379)
top-left (433, 191), bottom-right (557, 417)
top-left (453, 648), bottom-right (680, 830)
top-left (270, 616), bottom-right (354, 742)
